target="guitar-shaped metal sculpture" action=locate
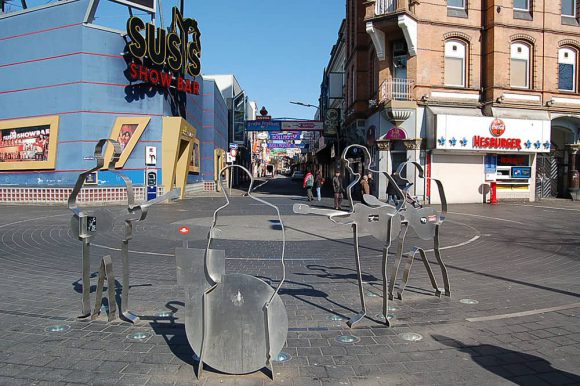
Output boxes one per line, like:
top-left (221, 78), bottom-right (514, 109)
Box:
top-left (176, 165), bottom-right (288, 379)
top-left (293, 144), bottom-right (402, 327)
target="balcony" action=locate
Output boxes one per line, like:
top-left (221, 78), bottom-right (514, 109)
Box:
top-left (368, 0), bottom-right (411, 18)
top-left (380, 78), bottom-right (414, 102)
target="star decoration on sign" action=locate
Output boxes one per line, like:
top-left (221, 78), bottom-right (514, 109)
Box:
top-left (543, 141), bottom-right (551, 149)
top-left (534, 140), bottom-right (541, 149)
top-left (438, 136), bottom-right (446, 146)
top-left (449, 137), bottom-right (457, 146)
top-left (460, 137), bottom-right (468, 147)
top-left (524, 140), bottom-right (532, 149)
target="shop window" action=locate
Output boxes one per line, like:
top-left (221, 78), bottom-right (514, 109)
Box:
top-left (444, 40), bottom-right (467, 87)
top-left (561, 0), bottom-right (580, 26)
top-left (558, 48), bottom-right (577, 92)
top-left (448, 0), bottom-right (468, 17)
top-left (510, 42), bottom-right (531, 89)
top-left (514, 0), bottom-right (532, 20)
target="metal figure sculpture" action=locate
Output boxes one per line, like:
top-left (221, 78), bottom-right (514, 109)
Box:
top-left (176, 165), bottom-right (288, 379)
top-left (69, 139), bottom-right (121, 318)
top-left (69, 139), bottom-right (179, 321)
top-left (363, 161), bottom-right (450, 301)
top-left (293, 144), bottom-right (402, 327)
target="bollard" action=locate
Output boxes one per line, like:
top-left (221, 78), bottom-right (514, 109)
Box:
top-left (490, 181), bottom-right (497, 205)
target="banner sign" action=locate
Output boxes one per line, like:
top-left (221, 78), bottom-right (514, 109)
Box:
top-left (281, 121), bottom-right (323, 131)
top-left (270, 133), bottom-right (301, 141)
top-left (246, 121), bottom-right (282, 131)
top-left (268, 143), bottom-right (306, 149)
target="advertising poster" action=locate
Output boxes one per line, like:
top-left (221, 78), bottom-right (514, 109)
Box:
top-left (189, 138), bottom-right (200, 173)
top-left (117, 124), bottom-right (138, 151)
top-left (0, 116), bottom-right (59, 171)
top-left (0, 125), bottom-right (50, 162)
top-left (105, 117), bottom-right (151, 168)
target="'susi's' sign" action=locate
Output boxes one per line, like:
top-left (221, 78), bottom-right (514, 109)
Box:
top-left (126, 7), bottom-right (201, 94)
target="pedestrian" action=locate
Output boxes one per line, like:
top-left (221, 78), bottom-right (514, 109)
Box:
top-left (361, 175), bottom-right (370, 196)
top-left (367, 172), bottom-right (375, 196)
top-left (332, 170), bottom-right (344, 210)
top-left (314, 170), bottom-right (324, 201)
top-left (303, 170), bottom-right (314, 201)
top-left (387, 172), bottom-right (400, 205)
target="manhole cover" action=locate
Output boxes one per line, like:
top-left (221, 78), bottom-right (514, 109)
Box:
top-left (460, 299), bottom-right (479, 305)
top-left (45, 325), bottom-right (70, 333)
top-left (126, 331), bottom-right (151, 341)
top-left (336, 335), bottom-right (360, 344)
top-left (273, 352), bottom-right (292, 363)
top-left (399, 332), bottom-right (423, 342)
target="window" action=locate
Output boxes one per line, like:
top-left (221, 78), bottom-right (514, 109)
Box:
top-left (510, 43), bottom-right (531, 89)
top-left (562, 0), bottom-right (576, 17)
top-left (514, 0), bottom-right (529, 10)
top-left (559, 48), bottom-right (577, 92)
top-left (448, 0), bottom-right (465, 8)
top-left (444, 40), bottom-right (466, 87)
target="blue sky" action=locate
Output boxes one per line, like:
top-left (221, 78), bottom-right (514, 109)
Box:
top-left (5, 0), bottom-right (345, 120)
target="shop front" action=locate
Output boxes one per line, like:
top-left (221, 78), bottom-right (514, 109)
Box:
top-left (427, 113), bottom-right (551, 204)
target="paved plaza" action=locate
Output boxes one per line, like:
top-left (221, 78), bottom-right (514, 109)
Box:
top-left (0, 177), bottom-right (580, 385)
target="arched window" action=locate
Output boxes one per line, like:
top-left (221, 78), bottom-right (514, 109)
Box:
top-left (559, 47), bottom-right (577, 92)
top-left (444, 40), bottom-right (467, 87)
top-left (511, 42), bottom-right (531, 89)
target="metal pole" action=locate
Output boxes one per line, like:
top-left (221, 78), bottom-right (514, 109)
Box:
top-left (1, 0), bottom-right (4, 13)
top-left (180, 0), bottom-right (184, 14)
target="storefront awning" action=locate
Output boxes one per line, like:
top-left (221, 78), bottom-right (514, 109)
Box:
top-left (491, 107), bottom-right (550, 121)
top-left (427, 106), bottom-right (483, 117)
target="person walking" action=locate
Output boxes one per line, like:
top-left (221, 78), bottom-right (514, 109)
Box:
top-left (314, 170), bottom-right (324, 201)
top-left (332, 170), bottom-right (344, 210)
top-left (303, 170), bottom-right (314, 201)
top-left (367, 172), bottom-right (375, 196)
top-left (361, 175), bottom-right (370, 196)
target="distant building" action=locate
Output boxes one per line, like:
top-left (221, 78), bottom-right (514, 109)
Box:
top-left (339, 0), bottom-right (580, 203)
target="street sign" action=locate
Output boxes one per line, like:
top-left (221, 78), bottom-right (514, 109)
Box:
top-left (145, 146), bottom-right (157, 166)
top-left (229, 143), bottom-right (238, 150)
top-left (246, 121), bottom-right (281, 131)
top-left (256, 115), bottom-right (271, 121)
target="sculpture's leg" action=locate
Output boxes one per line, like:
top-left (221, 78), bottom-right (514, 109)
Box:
top-left (381, 220), bottom-right (393, 326)
top-left (388, 222), bottom-right (408, 301)
top-left (263, 303), bottom-right (275, 380)
top-left (397, 248), bottom-right (417, 301)
top-left (80, 239), bottom-right (91, 318)
top-left (121, 230), bottom-right (139, 323)
top-left (347, 224), bottom-right (366, 328)
top-left (416, 248), bottom-right (441, 298)
top-left (195, 284), bottom-right (217, 380)
top-left (91, 256), bottom-right (107, 320)
top-left (433, 225), bottom-right (450, 297)
top-left (103, 255), bottom-right (117, 321)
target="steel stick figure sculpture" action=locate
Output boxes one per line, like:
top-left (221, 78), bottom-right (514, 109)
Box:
top-left (69, 139), bottom-right (179, 321)
top-left (293, 144), bottom-right (402, 327)
top-left (385, 161), bottom-right (450, 301)
top-left (176, 165), bottom-right (288, 379)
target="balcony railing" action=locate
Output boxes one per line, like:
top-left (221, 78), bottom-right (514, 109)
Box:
top-left (380, 78), bottom-right (414, 102)
top-left (375, 0), bottom-right (399, 15)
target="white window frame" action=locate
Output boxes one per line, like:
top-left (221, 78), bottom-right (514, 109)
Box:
top-left (513, 0), bottom-right (530, 11)
top-left (444, 40), bottom-right (467, 87)
top-left (558, 47), bottom-right (577, 92)
top-left (562, 0), bottom-right (577, 17)
top-left (447, 0), bottom-right (466, 10)
top-left (510, 43), bottom-right (531, 89)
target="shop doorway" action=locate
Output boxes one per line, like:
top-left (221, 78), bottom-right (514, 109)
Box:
top-left (536, 152), bottom-right (562, 199)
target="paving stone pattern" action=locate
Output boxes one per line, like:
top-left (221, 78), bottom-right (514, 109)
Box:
top-left (0, 186), bottom-right (579, 385)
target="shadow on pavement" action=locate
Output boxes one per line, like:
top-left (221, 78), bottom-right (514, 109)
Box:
top-left (433, 334), bottom-right (580, 385)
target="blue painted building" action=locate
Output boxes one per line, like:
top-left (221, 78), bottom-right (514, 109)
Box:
top-left (0, 0), bottom-right (228, 202)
